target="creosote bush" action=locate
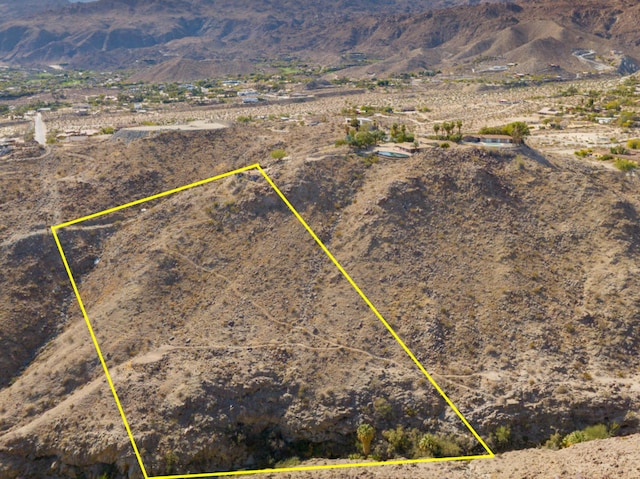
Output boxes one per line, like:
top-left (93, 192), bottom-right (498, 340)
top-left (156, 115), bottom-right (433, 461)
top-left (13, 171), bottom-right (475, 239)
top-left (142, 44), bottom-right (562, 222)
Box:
top-left (270, 149), bottom-right (287, 159)
top-left (614, 158), bottom-right (638, 171)
top-left (547, 423), bottom-right (617, 450)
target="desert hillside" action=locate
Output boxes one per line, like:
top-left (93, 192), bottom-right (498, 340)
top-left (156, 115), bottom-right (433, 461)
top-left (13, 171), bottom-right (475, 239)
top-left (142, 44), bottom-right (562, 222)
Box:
top-left (0, 0), bottom-right (638, 78)
top-left (1, 119), bottom-right (639, 476)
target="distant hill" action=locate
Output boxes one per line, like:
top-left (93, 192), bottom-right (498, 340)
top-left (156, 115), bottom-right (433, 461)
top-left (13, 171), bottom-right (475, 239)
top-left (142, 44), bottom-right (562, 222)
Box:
top-left (0, 0), bottom-right (68, 20)
top-left (0, 0), bottom-right (638, 79)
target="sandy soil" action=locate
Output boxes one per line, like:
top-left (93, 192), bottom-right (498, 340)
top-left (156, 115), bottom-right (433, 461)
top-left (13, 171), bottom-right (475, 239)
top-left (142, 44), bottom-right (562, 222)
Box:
top-left (259, 433), bottom-right (640, 479)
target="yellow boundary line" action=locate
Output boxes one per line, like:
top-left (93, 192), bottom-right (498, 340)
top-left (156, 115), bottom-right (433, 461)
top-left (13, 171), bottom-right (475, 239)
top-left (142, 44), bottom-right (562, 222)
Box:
top-left (51, 163), bottom-right (494, 479)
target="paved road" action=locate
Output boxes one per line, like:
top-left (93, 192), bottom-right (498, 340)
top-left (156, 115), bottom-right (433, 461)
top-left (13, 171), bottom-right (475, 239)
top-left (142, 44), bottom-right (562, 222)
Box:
top-left (34, 112), bottom-right (47, 145)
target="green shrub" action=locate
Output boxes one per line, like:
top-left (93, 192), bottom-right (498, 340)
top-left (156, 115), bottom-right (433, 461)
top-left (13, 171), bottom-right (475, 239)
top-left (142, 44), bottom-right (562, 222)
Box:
top-left (362, 155), bottom-right (379, 167)
top-left (418, 434), bottom-right (438, 456)
top-left (46, 130), bottom-right (58, 144)
top-left (100, 126), bottom-right (115, 135)
top-left (163, 451), bottom-right (179, 473)
top-left (544, 432), bottom-right (563, 450)
top-left (439, 142), bottom-right (450, 148)
top-left (598, 154), bottom-right (614, 161)
top-left (583, 424), bottom-right (611, 441)
top-left (373, 397), bottom-right (393, 419)
top-left (627, 139), bottom-right (640, 149)
top-left (574, 148), bottom-right (592, 158)
top-left (270, 148), bottom-right (287, 159)
top-left (562, 430), bottom-right (586, 447)
top-left (382, 425), bottom-right (412, 456)
top-left (614, 158), bottom-right (638, 171)
top-left (494, 425), bottom-right (511, 445)
top-left (418, 433), bottom-right (461, 458)
top-left (610, 145), bottom-right (629, 155)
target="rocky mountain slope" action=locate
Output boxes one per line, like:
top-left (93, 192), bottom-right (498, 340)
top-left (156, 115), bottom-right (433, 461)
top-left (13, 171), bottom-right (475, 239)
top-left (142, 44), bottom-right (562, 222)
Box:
top-left (0, 0), bottom-right (638, 78)
top-left (0, 123), bottom-right (639, 477)
top-left (0, 0), bottom-right (68, 21)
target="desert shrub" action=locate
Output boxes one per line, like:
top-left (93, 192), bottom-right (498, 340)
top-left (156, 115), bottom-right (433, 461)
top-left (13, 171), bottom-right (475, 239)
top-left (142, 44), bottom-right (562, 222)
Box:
top-left (46, 129), bottom-right (59, 144)
top-left (598, 154), bottom-right (614, 161)
top-left (236, 115), bottom-right (253, 123)
top-left (100, 126), bottom-right (115, 135)
top-left (610, 145), bottom-right (629, 155)
top-left (627, 139), bottom-right (640, 149)
top-left (583, 424), bottom-right (610, 441)
top-left (373, 397), bottom-right (393, 419)
top-left (562, 430), bottom-right (586, 447)
top-left (491, 425), bottom-right (511, 451)
top-left (275, 456), bottom-right (301, 468)
top-left (382, 425), bottom-right (413, 456)
top-left (362, 155), bottom-right (379, 167)
top-left (559, 423), bottom-right (616, 449)
top-left (418, 433), bottom-right (462, 458)
top-left (544, 432), bottom-right (563, 450)
top-left (614, 158), bottom-right (638, 171)
top-left (574, 149), bottom-right (592, 158)
top-left (418, 433), bottom-right (440, 456)
top-left (270, 149), bottom-right (287, 159)
top-left (163, 451), bottom-right (179, 473)
top-left (439, 142), bottom-right (450, 148)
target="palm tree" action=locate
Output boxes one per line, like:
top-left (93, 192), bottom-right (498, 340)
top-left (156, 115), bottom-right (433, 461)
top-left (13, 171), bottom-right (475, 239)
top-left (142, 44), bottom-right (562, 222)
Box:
top-left (456, 119), bottom-right (463, 134)
top-left (433, 123), bottom-right (441, 137)
top-left (357, 424), bottom-right (375, 458)
top-left (443, 122), bottom-right (453, 137)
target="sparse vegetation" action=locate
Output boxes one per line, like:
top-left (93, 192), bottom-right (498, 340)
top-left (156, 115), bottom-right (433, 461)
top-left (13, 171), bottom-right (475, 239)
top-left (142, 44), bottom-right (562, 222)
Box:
top-left (2, 35), bottom-right (640, 478)
top-left (270, 148), bottom-right (287, 159)
top-left (274, 456), bottom-right (301, 468)
top-left (614, 158), bottom-right (638, 171)
top-left (418, 433), bottom-right (462, 458)
top-left (491, 425), bottom-right (512, 451)
top-left (610, 145), bottom-right (629, 155)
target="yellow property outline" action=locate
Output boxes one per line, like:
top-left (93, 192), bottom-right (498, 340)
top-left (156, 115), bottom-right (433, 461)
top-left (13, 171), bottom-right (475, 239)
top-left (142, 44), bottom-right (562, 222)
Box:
top-left (51, 163), bottom-right (494, 479)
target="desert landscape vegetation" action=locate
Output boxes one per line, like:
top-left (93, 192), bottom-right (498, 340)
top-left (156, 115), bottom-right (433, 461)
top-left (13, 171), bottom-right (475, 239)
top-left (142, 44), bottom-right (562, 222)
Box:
top-left (1, 0), bottom-right (640, 478)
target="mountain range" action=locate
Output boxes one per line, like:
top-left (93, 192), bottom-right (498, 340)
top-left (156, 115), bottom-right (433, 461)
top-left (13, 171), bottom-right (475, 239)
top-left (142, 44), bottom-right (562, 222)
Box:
top-left (0, 0), bottom-right (638, 79)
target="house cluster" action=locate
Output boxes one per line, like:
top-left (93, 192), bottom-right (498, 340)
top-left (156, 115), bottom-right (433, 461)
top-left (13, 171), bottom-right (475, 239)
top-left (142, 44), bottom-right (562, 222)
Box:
top-left (238, 89), bottom-right (259, 104)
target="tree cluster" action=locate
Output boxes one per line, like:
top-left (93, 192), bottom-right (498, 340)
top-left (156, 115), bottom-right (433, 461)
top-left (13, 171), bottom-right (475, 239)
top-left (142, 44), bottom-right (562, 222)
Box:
top-left (389, 123), bottom-right (414, 143)
top-left (433, 120), bottom-right (463, 141)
